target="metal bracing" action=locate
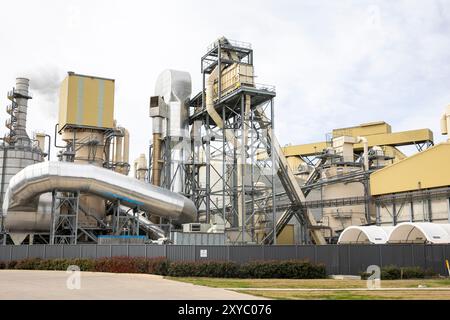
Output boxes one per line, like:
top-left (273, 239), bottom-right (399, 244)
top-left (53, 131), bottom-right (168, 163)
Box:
top-left (50, 190), bottom-right (80, 245)
top-left (109, 200), bottom-right (140, 236)
top-left (188, 90), bottom-right (276, 243)
top-left (189, 38), bottom-right (332, 244)
top-left (414, 140), bottom-right (434, 152)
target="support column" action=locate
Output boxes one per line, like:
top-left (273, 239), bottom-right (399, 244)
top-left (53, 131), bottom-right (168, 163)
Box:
top-left (270, 98), bottom-right (276, 245)
top-left (392, 202), bottom-right (397, 225)
top-left (376, 203), bottom-right (381, 226)
top-left (448, 198), bottom-right (450, 223)
top-left (427, 197), bottom-right (432, 222)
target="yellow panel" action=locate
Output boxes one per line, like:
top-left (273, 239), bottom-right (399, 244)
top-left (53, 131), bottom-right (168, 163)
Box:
top-left (277, 224), bottom-right (295, 245)
top-left (333, 121), bottom-right (391, 138)
top-left (58, 76), bottom-right (69, 130)
top-left (370, 142), bottom-right (450, 195)
top-left (58, 72), bottom-right (115, 130)
top-left (282, 142), bottom-right (328, 157)
top-left (282, 129), bottom-right (433, 157)
top-left (353, 129), bottom-right (434, 149)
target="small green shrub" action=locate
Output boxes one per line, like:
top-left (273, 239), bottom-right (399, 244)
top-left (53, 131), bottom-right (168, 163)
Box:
top-left (70, 258), bottom-right (96, 271)
top-left (14, 258), bottom-right (43, 270)
top-left (6, 260), bottom-right (17, 269)
top-left (167, 261), bottom-right (240, 278)
top-left (401, 266), bottom-right (425, 279)
top-left (94, 256), bottom-right (142, 273)
top-left (424, 268), bottom-right (438, 278)
top-left (1, 257), bottom-right (327, 279)
top-left (147, 257), bottom-right (170, 275)
top-left (381, 265), bottom-right (401, 280)
top-left (360, 265), bottom-right (437, 280)
top-left (240, 260), bottom-right (326, 279)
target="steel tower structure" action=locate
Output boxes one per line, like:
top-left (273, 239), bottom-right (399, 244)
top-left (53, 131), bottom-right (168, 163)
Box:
top-left (187, 38), bottom-right (278, 243)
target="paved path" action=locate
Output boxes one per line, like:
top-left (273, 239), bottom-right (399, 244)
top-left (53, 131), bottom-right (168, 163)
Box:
top-left (0, 270), bottom-right (264, 300)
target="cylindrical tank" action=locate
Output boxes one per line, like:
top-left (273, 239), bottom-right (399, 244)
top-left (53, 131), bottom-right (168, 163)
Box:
top-left (0, 144), bottom-right (43, 210)
top-left (1, 77), bottom-right (46, 236)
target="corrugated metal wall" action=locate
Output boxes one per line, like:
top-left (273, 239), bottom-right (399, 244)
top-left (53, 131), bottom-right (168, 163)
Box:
top-left (1, 244), bottom-right (449, 276)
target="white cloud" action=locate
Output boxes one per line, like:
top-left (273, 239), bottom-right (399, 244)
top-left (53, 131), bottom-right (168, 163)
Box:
top-left (0, 0), bottom-right (449, 164)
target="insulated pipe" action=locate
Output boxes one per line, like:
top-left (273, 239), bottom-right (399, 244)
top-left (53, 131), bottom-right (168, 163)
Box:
top-left (357, 136), bottom-right (369, 170)
top-left (115, 135), bottom-right (123, 164)
top-left (154, 70), bottom-right (191, 193)
top-left (123, 128), bottom-right (130, 165)
top-left (151, 133), bottom-right (162, 186)
top-left (3, 193), bottom-right (54, 232)
top-left (2, 161), bottom-right (197, 224)
top-left (151, 117), bottom-right (163, 186)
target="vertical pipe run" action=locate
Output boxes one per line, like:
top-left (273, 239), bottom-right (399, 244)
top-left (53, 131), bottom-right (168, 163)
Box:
top-left (206, 115), bottom-right (211, 224)
top-left (427, 197), bottom-right (432, 222)
top-left (270, 99), bottom-right (276, 245)
top-left (239, 95), bottom-right (245, 242)
top-left (151, 133), bottom-right (162, 186)
top-left (392, 202), bottom-right (397, 225)
top-left (448, 198), bottom-right (450, 224)
top-left (376, 203), bottom-right (381, 226)
top-left (151, 117), bottom-right (163, 186)
top-left (123, 129), bottom-right (130, 166)
top-left (222, 105), bottom-right (226, 227)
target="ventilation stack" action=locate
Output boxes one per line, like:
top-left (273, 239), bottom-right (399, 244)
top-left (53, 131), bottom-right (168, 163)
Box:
top-left (1, 78), bottom-right (45, 244)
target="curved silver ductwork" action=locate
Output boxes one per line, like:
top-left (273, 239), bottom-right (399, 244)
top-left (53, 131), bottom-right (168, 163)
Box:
top-left (2, 161), bottom-right (197, 225)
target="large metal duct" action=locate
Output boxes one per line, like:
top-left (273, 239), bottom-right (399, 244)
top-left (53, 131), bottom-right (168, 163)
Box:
top-left (154, 70), bottom-right (191, 193)
top-left (2, 161), bottom-right (197, 225)
top-left (3, 193), bottom-right (53, 232)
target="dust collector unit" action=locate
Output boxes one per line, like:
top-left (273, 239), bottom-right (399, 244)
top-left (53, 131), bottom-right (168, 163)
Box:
top-left (58, 72), bottom-right (115, 132)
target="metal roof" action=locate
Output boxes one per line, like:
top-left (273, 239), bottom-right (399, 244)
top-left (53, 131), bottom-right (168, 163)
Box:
top-left (388, 222), bottom-right (450, 244)
top-left (338, 226), bottom-right (394, 244)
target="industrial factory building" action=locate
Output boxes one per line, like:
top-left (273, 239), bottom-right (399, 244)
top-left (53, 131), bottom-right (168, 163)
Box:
top-left (0, 37), bottom-right (449, 248)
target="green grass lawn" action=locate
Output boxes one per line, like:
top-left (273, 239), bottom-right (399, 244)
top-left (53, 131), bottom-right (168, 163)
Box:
top-left (165, 277), bottom-right (450, 300)
top-left (238, 290), bottom-right (450, 300)
top-left (166, 277), bottom-right (450, 289)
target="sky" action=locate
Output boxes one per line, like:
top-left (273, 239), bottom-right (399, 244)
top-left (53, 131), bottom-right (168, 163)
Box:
top-left (0, 0), bottom-right (449, 166)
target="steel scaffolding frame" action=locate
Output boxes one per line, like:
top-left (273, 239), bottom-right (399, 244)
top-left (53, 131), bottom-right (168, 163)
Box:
top-left (186, 39), bottom-right (278, 243)
top-left (188, 93), bottom-right (277, 243)
top-left (50, 190), bottom-right (80, 244)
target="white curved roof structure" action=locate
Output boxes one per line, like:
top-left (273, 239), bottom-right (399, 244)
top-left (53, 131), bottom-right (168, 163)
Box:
top-left (388, 222), bottom-right (450, 244)
top-left (338, 226), bottom-right (394, 244)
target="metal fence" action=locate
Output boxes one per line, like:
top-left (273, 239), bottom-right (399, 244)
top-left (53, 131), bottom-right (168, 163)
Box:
top-left (1, 244), bottom-right (450, 276)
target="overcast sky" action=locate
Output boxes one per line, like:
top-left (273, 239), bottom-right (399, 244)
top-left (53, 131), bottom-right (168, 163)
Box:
top-left (0, 0), bottom-right (449, 165)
